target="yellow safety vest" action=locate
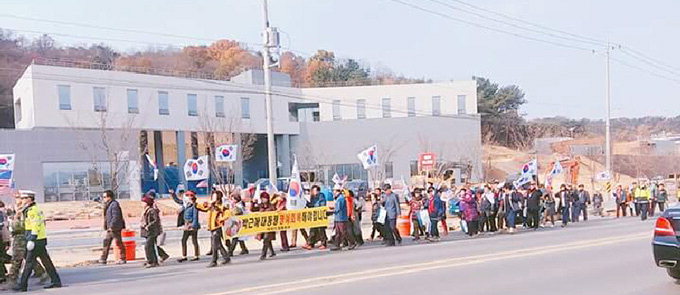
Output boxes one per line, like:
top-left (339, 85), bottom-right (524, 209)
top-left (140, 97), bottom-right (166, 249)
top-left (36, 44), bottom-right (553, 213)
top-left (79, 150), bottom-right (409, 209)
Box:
top-left (24, 203), bottom-right (47, 240)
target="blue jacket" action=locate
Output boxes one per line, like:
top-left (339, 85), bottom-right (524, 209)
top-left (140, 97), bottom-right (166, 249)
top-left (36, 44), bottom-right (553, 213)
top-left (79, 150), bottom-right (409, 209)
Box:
top-left (183, 204), bottom-right (200, 230)
top-left (382, 192), bottom-right (401, 219)
top-left (309, 194), bottom-right (327, 208)
top-left (334, 195), bottom-right (349, 222)
top-left (426, 194), bottom-right (445, 219)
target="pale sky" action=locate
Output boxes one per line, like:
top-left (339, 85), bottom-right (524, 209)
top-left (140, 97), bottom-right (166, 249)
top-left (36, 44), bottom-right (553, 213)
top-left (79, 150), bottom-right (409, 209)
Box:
top-left (2, 0), bottom-right (679, 119)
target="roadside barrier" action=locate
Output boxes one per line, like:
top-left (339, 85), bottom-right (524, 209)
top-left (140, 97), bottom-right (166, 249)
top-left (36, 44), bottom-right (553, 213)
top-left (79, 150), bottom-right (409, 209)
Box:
top-left (397, 215), bottom-right (411, 236)
top-left (114, 229), bottom-right (137, 261)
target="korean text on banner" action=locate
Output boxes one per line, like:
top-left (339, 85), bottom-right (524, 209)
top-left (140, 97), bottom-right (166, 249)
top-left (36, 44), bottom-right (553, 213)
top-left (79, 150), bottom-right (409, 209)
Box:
top-left (223, 206), bottom-right (330, 238)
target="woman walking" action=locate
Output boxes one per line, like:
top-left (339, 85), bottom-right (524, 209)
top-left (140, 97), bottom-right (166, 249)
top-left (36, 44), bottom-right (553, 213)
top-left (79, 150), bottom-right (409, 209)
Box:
top-left (460, 190), bottom-right (479, 237)
top-left (254, 192), bottom-right (277, 260)
top-left (408, 191), bottom-right (425, 241)
top-left (177, 191), bottom-right (200, 262)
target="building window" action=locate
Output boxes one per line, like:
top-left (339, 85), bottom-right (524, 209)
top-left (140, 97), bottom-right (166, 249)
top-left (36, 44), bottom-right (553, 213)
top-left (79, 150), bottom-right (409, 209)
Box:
top-left (384, 162), bottom-right (394, 178)
top-left (93, 87), bottom-right (107, 112)
top-left (457, 95), bottom-right (467, 115)
top-left (14, 99), bottom-right (21, 122)
top-left (58, 85), bottom-right (71, 110)
top-left (215, 96), bottom-right (225, 118)
top-left (382, 98), bottom-right (391, 118)
top-left (407, 97), bottom-right (416, 117)
top-left (158, 91), bottom-right (169, 115)
top-left (187, 94), bottom-right (198, 116)
top-left (432, 96), bottom-right (441, 116)
top-left (332, 100), bottom-right (341, 121)
top-left (127, 89), bottom-right (139, 114)
top-left (356, 99), bottom-right (366, 119)
top-left (241, 97), bottom-right (250, 119)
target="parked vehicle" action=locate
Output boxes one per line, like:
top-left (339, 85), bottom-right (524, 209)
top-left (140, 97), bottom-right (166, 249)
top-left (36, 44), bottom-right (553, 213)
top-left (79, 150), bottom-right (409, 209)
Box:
top-left (652, 205), bottom-right (680, 280)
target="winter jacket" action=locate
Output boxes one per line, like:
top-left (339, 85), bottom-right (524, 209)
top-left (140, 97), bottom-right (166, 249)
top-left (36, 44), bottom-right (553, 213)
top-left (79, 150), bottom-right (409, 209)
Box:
top-left (382, 192), bottom-right (401, 219)
top-left (309, 194), bottom-right (327, 208)
top-left (23, 203), bottom-right (46, 241)
top-left (183, 203), bottom-right (200, 230)
top-left (613, 190), bottom-right (627, 204)
top-left (334, 195), bottom-right (349, 222)
top-left (104, 199), bottom-right (126, 231)
top-left (460, 194), bottom-right (479, 222)
top-left (371, 202), bottom-right (381, 222)
top-left (526, 190), bottom-right (542, 210)
top-left (141, 207), bottom-right (161, 238)
top-left (657, 189), bottom-right (669, 202)
top-left (427, 194), bottom-right (445, 219)
top-left (197, 202), bottom-right (228, 231)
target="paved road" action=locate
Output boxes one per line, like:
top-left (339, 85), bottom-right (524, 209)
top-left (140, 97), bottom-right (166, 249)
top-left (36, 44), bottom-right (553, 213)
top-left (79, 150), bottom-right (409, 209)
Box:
top-left (10, 216), bottom-right (679, 294)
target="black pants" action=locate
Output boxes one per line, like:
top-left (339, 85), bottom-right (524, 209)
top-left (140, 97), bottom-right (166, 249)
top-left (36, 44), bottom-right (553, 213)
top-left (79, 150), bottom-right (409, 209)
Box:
top-left (101, 229), bottom-right (126, 261)
top-left (580, 204), bottom-right (588, 221)
top-left (527, 208), bottom-right (540, 229)
top-left (640, 202), bottom-right (649, 221)
top-left (144, 235), bottom-right (158, 264)
top-left (617, 203), bottom-right (627, 217)
top-left (181, 230), bottom-right (200, 257)
top-left (308, 227), bottom-right (328, 247)
top-left (19, 239), bottom-right (61, 289)
top-left (467, 220), bottom-right (479, 236)
top-left (261, 235), bottom-right (275, 258)
top-left (0, 240), bottom-right (9, 279)
top-left (383, 218), bottom-right (401, 245)
top-left (658, 202), bottom-right (666, 213)
top-left (211, 230), bottom-right (229, 263)
top-left (227, 237), bottom-right (248, 255)
top-left (371, 222), bottom-right (383, 239)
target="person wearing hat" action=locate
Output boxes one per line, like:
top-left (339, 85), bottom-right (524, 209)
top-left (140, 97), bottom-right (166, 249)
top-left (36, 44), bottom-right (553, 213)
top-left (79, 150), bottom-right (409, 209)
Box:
top-left (7, 192), bottom-right (47, 288)
top-left (99, 190), bottom-right (127, 265)
top-left (140, 195), bottom-right (162, 268)
top-left (381, 184), bottom-right (402, 246)
top-left (634, 183), bottom-right (651, 221)
top-left (177, 190), bottom-right (200, 263)
top-left (330, 189), bottom-right (356, 251)
top-left (13, 190), bottom-right (62, 292)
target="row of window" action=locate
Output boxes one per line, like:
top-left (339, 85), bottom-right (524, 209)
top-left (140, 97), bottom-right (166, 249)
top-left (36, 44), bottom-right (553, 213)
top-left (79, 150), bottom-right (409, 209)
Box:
top-left (331, 95), bottom-right (467, 120)
top-left (56, 85), bottom-right (252, 119)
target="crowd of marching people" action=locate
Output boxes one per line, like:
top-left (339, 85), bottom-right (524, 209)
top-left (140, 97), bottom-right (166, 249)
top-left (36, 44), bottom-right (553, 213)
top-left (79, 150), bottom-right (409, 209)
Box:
top-left (0, 179), bottom-right (672, 291)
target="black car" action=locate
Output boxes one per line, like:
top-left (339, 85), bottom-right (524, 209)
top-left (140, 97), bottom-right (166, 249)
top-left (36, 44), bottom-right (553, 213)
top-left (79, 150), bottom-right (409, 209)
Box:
top-left (652, 205), bottom-right (680, 280)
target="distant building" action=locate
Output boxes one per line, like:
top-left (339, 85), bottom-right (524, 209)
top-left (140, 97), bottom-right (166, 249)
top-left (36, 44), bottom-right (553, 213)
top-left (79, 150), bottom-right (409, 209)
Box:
top-left (650, 135), bottom-right (680, 156)
top-left (5, 64), bottom-right (482, 202)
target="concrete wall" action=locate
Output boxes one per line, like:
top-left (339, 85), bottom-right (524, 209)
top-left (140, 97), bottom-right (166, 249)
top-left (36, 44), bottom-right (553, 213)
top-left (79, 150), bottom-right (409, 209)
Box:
top-left (294, 115), bottom-right (483, 182)
top-left (301, 81), bottom-right (477, 121)
top-left (0, 128), bottom-right (141, 202)
top-left (13, 65), bottom-right (300, 134)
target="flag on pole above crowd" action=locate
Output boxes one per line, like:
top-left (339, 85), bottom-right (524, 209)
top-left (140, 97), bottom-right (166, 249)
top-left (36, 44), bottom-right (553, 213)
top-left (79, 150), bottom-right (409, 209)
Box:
top-left (520, 159), bottom-right (538, 176)
top-left (145, 154), bottom-right (158, 181)
top-left (549, 160), bottom-right (564, 176)
top-left (286, 156), bottom-right (306, 210)
top-left (357, 145), bottom-right (379, 170)
top-left (513, 174), bottom-right (532, 189)
top-left (0, 154), bottom-right (15, 171)
top-left (184, 156), bottom-right (209, 181)
top-left (215, 144), bottom-right (238, 162)
top-left (595, 170), bottom-right (611, 181)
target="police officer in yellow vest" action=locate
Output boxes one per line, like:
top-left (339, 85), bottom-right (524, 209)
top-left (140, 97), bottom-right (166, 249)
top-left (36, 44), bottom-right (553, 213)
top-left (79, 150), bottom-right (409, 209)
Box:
top-left (12, 190), bottom-right (62, 292)
top-left (634, 184), bottom-right (651, 221)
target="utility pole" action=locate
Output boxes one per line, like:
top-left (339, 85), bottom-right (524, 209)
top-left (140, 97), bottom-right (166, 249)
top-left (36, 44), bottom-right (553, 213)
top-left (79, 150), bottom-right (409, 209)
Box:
top-left (605, 44), bottom-right (612, 177)
top-left (261, 0), bottom-right (279, 184)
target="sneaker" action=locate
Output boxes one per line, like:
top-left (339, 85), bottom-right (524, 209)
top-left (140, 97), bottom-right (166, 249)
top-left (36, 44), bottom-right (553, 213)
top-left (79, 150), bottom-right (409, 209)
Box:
top-left (318, 245), bottom-right (327, 250)
top-left (43, 283), bottom-right (62, 289)
top-left (220, 259), bottom-right (231, 265)
top-left (98, 259), bottom-right (107, 265)
top-left (269, 252), bottom-right (277, 258)
top-left (145, 263), bottom-right (158, 268)
top-left (190, 257), bottom-right (200, 261)
top-left (290, 244), bottom-right (297, 248)
top-left (177, 257), bottom-right (188, 263)
top-left (329, 247), bottom-right (342, 251)
top-left (259, 255), bottom-right (267, 261)
top-left (302, 244), bottom-right (313, 250)
top-left (207, 262), bottom-right (217, 268)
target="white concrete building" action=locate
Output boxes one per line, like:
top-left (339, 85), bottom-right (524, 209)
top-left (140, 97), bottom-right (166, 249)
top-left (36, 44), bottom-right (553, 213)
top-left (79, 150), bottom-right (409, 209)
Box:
top-left (6, 63), bottom-right (482, 202)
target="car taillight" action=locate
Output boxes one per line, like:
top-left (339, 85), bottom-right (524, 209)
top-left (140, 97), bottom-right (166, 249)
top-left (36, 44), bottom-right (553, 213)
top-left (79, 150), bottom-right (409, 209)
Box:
top-left (655, 217), bottom-right (676, 237)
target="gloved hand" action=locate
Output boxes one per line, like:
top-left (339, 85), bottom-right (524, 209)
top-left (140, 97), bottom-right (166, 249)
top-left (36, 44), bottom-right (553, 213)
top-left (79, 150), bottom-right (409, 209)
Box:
top-left (27, 240), bottom-right (35, 251)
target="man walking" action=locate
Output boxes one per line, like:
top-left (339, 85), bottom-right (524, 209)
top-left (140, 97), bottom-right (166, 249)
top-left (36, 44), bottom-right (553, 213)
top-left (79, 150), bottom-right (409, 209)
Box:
top-left (635, 183), bottom-right (651, 221)
top-left (381, 184), bottom-right (402, 246)
top-left (303, 185), bottom-right (328, 250)
top-left (330, 190), bottom-right (355, 251)
top-left (655, 183), bottom-right (669, 214)
top-left (592, 191), bottom-right (604, 217)
top-left (569, 185), bottom-right (580, 222)
top-left (577, 184), bottom-right (591, 221)
top-left (556, 184), bottom-right (571, 227)
top-left (526, 182), bottom-right (541, 229)
top-left (99, 190), bottom-right (126, 265)
top-left (13, 190), bottom-right (62, 292)
top-left (613, 185), bottom-right (627, 218)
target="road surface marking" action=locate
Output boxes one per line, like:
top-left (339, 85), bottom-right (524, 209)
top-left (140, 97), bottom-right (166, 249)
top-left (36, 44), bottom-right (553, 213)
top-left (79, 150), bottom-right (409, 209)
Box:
top-left (206, 232), bottom-right (649, 295)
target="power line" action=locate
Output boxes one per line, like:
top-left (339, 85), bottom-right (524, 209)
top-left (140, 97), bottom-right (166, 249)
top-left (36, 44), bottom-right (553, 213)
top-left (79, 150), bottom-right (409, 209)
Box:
top-left (445, 0), bottom-right (609, 46)
top-left (388, 0), bottom-right (595, 52)
top-left (428, 0), bottom-right (606, 47)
